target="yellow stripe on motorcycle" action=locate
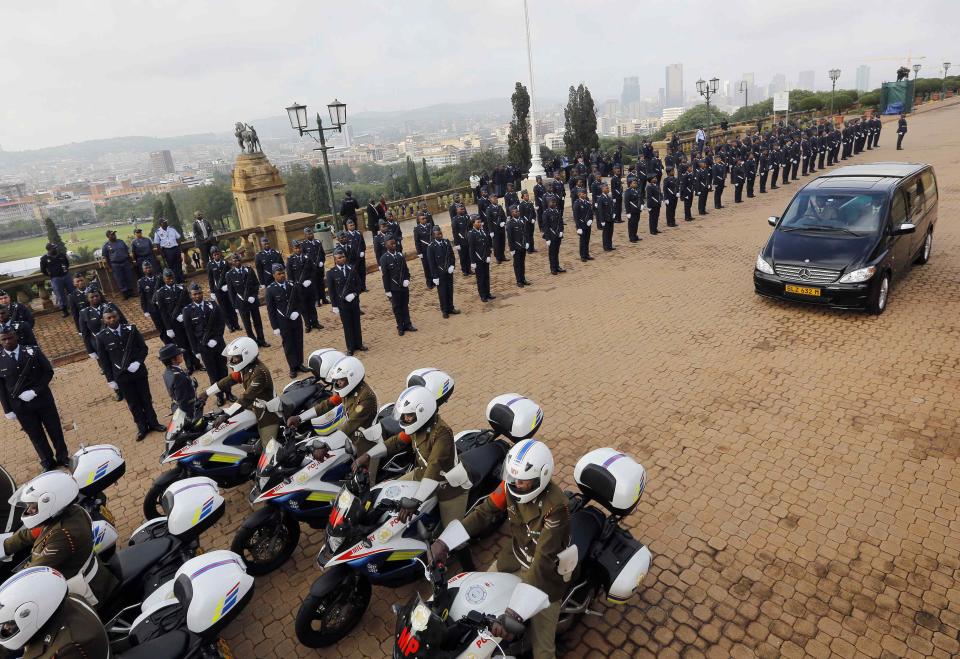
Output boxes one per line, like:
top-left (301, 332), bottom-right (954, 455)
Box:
top-left (306, 492), bottom-right (337, 502)
top-left (208, 453), bottom-right (243, 463)
top-left (386, 550), bottom-right (421, 562)
top-left (606, 595), bottom-right (629, 605)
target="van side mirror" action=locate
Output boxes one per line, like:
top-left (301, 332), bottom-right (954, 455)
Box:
top-left (768, 216), bottom-right (778, 227)
top-left (893, 222), bottom-right (916, 236)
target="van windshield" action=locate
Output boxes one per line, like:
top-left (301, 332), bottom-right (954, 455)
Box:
top-left (779, 191), bottom-right (887, 234)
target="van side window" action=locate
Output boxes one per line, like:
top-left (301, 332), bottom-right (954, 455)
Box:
top-left (889, 190), bottom-right (907, 228)
top-left (920, 170), bottom-right (937, 209)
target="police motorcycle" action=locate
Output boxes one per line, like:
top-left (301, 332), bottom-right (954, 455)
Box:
top-left (293, 391), bottom-right (544, 648)
top-left (391, 447), bottom-right (653, 658)
top-left (141, 349), bottom-right (334, 520)
top-left (71, 443), bottom-right (126, 559)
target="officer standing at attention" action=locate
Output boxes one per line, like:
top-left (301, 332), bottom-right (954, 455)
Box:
top-left (573, 188), bottom-right (594, 262)
top-left (413, 211), bottom-right (435, 289)
top-left (506, 205), bottom-right (531, 287)
top-left (159, 344), bottom-right (205, 419)
top-left (301, 226), bottom-right (330, 306)
top-left (191, 210), bottom-right (217, 269)
top-left (0, 327), bottom-right (69, 469)
top-left (153, 217), bottom-right (184, 283)
top-left (380, 236), bottom-right (416, 336)
top-left (896, 113), bottom-right (908, 150)
top-left (67, 274), bottom-right (90, 335)
top-left (533, 175), bottom-right (547, 230)
top-left (646, 175), bottom-right (662, 235)
top-left (286, 240), bottom-right (322, 332)
top-left (226, 253), bottom-right (269, 348)
top-left (254, 236), bottom-right (284, 288)
top-left (130, 227), bottom-right (159, 277)
top-left (346, 218), bottom-right (369, 293)
top-left (468, 214), bottom-right (494, 302)
top-left (0, 304), bottom-right (36, 346)
top-left (451, 205), bottom-right (472, 276)
top-left (695, 160), bottom-right (711, 215)
top-left (154, 268), bottom-right (201, 373)
top-left (183, 282), bottom-right (229, 406)
top-left (138, 260), bottom-right (168, 341)
top-left (595, 183), bottom-right (615, 251)
top-left (373, 219), bottom-right (389, 267)
top-left (484, 193), bottom-right (508, 263)
top-left (430, 440), bottom-right (570, 659)
top-left (428, 225), bottom-right (460, 318)
top-left (624, 177), bottom-right (642, 241)
top-left (206, 246), bottom-right (240, 332)
top-left (384, 210), bottom-right (404, 252)
top-left (712, 159), bottom-right (727, 210)
top-left (101, 229), bottom-right (135, 299)
top-left (266, 263), bottom-right (307, 379)
top-left (541, 197), bottom-right (565, 274)
top-left (663, 167), bottom-right (679, 228)
top-left (732, 158), bottom-right (746, 204)
top-left (745, 153), bottom-right (757, 198)
top-left (327, 248), bottom-right (367, 355)
top-left (79, 286), bottom-right (126, 374)
top-left (551, 175), bottom-right (566, 216)
top-left (519, 189), bottom-right (537, 253)
top-left (610, 165), bottom-right (624, 224)
top-left (95, 308), bottom-right (164, 441)
top-left (680, 163), bottom-right (695, 222)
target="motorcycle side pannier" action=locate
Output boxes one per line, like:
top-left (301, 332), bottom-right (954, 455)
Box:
top-left (161, 476), bottom-right (225, 540)
top-left (72, 444), bottom-right (126, 497)
top-left (595, 526), bottom-right (652, 604)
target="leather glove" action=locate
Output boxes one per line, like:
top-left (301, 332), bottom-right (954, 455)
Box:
top-left (577, 228), bottom-right (583, 235)
top-left (402, 280), bottom-right (409, 287)
top-left (144, 312), bottom-right (150, 318)
top-left (385, 291), bottom-right (392, 298)
top-left (447, 266), bottom-right (454, 274)
top-left (273, 328), bottom-right (281, 336)
top-left (432, 278), bottom-right (440, 286)
top-left (166, 330), bottom-right (175, 338)
top-left (345, 293), bottom-right (356, 302)
top-left (108, 381), bottom-right (118, 390)
top-left (247, 296), bottom-right (255, 304)
top-left (290, 311), bottom-right (299, 320)
top-left (332, 307), bottom-right (340, 315)
top-left (176, 314), bottom-right (183, 323)
top-left (221, 285), bottom-right (228, 292)
top-left (127, 361), bottom-right (140, 373)
top-left (206, 339), bottom-right (217, 348)
top-left (303, 279), bottom-right (311, 287)
top-left (18, 389), bottom-right (36, 402)
top-left (4, 412), bottom-right (15, 421)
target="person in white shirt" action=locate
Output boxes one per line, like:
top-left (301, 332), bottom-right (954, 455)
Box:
top-left (153, 217), bottom-right (184, 282)
top-left (695, 127), bottom-right (706, 155)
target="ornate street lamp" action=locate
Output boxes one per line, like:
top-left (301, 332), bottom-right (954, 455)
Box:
top-left (285, 99), bottom-right (348, 230)
top-left (738, 80), bottom-right (749, 109)
top-left (697, 77), bottom-right (719, 135)
top-left (828, 69), bottom-right (841, 114)
top-left (912, 63), bottom-right (921, 80)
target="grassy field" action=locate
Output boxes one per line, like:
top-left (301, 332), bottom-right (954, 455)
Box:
top-left (0, 224), bottom-right (148, 264)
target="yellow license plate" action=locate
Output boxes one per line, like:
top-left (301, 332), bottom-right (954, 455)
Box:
top-left (99, 505), bottom-right (116, 526)
top-left (785, 284), bottom-right (821, 296)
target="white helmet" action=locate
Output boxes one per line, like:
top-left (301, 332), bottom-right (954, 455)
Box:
top-left (19, 471), bottom-right (79, 529)
top-left (307, 348), bottom-right (345, 383)
top-left (329, 356), bottom-right (364, 397)
top-left (0, 567), bottom-right (68, 651)
top-left (392, 386), bottom-right (437, 435)
top-left (222, 336), bottom-right (258, 372)
top-left (503, 439), bottom-right (554, 504)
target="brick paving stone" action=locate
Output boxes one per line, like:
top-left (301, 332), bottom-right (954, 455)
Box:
top-left (5, 101), bottom-right (960, 657)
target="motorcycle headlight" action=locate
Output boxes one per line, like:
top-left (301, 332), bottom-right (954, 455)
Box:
top-left (755, 253), bottom-right (775, 275)
top-left (838, 266), bottom-right (876, 283)
top-left (410, 603), bottom-right (432, 633)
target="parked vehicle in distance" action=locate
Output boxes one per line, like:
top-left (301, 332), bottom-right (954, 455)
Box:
top-left (754, 163), bottom-right (937, 314)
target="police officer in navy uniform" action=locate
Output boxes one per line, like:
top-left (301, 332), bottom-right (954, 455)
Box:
top-left (519, 190), bottom-right (537, 253)
top-left (207, 246), bottom-right (240, 331)
top-left (696, 160), bottom-right (711, 215)
top-left (646, 175), bottom-right (662, 235)
top-left (95, 308), bottom-right (163, 441)
top-left (451, 205), bottom-right (472, 276)
top-left (327, 248), bottom-right (366, 355)
top-left (533, 176), bottom-right (547, 229)
top-left (625, 178), bottom-right (643, 240)
top-left (154, 268), bottom-right (201, 373)
top-left (896, 113), bottom-right (907, 150)
top-left (346, 218), bottom-right (369, 292)
top-left (137, 260), bottom-right (168, 342)
top-left (101, 229), bottom-right (135, 299)
top-left (373, 219), bottom-right (389, 267)
top-left (385, 211), bottom-right (403, 251)
top-left (131, 227), bottom-right (160, 276)
top-left (182, 282), bottom-right (229, 405)
top-left (541, 196), bottom-right (565, 274)
top-left (468, 214), bottom-right (494, 302)
top-left (0, 326), bottom-right (69, 469)
top-left (550, 176), bottom-right (566, 216)
top-left (506, 205), bottom-right (530, 286)
top-left (0, 290), bottom-right (34, 331)
top-left (503, 183), bottom-right (520, 218)
top-left (380, 236), bottom-right (416, 336)
top-left (254, 236), bottom-right (284, 288)
top-left (680, 163), bottom-right (695, 221)
top-left (266, 263), bottom-right (307, 378)
top-left (413, 211), bottom-right (435, 289)
top-left (595, 183), bottom-right (615, 251)
top-left (484, 193), bottom-right (508, 263)
top-left (301, 226), bottom-right (329, 306)
top-left (286, 240), bottom-right (321, 332)
top-left (67, 274), bottom-right (90, 335)
top-left (661, 168), bottom-right (678, 227)
top-left (712, 159), bottom-right (727, 209)
top-left (573, 188), bottom-right (593, 262)
top-left (79, 286), bottom-right (126, 371)
top-left (732, 158), bottom-right (746, 203)
top-left (159, 343), bottom-right (204, 420)
top-left (428, 225), bottom-right (460, 318)
top-left (744, 153), bottom-right (757, 198)
top-left (226, 253), bottom-right (269, 348)
top-left (611, 166), bottom-right (624, 224)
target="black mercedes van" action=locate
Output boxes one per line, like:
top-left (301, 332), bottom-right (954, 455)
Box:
top-left (753, 163), bottom-right (937, 314)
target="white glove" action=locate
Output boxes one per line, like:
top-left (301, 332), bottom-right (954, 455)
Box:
top-left (545, 240), bottom-right (551, 246)
top-left (247, 296), bottom-right (255, 304)
top-left (510, 251), bottom-right (515, 256)
top-left (525, 243), bottom-right (529, 249)
top-left (447, 266), bottom-right (454, 274)
top-left (489, 232), bottom-right (494, 238)
top-left (359, 252), bottom-right (364, 258)
top-left (471, 264), bottom-right (476, 272)
top-left (195, 353), bottom-right (201, 359)
top-left (18, 389), bottom-right (36, 403)
top-left (4, 412), bottom-right (15, 421)
top-left (402, 280), bottom-right (409, 288)
top-left (485, 257), bottom-right (491, 263)
top-left (332, 307), bottom-right (340, 315)
top-left (432, 278), bottom-right (440, 285)
top-left (108, 381), bottom-right (118, 390)
top-left (499, 222), bottom-right (505, 228)
top-left (303, 279), bottom-right (311, 287)
top-left (290, 311), bottom-right (299, 320)
top-left (175, 314), bottom-right (183, 323)
top-left (386, 291), bottom-right (392, 298)
top-left (577, 229), bottom-right (583, 235)
top-left (88, 353), bottom-right (98, 360)
top-left (205, 339), bottom-right (217, 348)
top-left (221, 285), bottom-right (228, 292)
top-left (345, 293), bottom-right (356, 302)
top-left (144, 312), bottom-right (150, 318)
top-left (559, 232), bottom-right (563, 238)
top-left (273, 328), bottom-right (281, 336)
top-left (166, 330), bottom-right (175, 338)
top-left (587, 220), bottom-right (593, 226)
top-left (127, 361), bottom-right (140, 373)
top-left (417, 254), bottom-right (423, 259)
top-left (210, 293), bottom-right (217, 301)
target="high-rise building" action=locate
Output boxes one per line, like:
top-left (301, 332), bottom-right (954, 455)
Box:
top-left (665, 63), bottom-right (683, 107)
top-left (742, 72), bottom-right (755, 86)
top-left (621, 76), bottom-right (641, 107)
top-left (149, 150), bottom-right (175, 177)
top-left (797, 70), bottom-right (815, 91)
top-left (602, 99), bottom-right (620, 120)
top-left (769, 73), bottom-right (787, 96)
top-left (856, 65), bottom-right (871, 92)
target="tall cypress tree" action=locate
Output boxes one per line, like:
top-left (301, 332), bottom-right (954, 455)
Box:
top-left (421, 158), bottom-right (432, 193)
top-left (308, 166), bottom-right (329, 216)
top-left (150, 199), bottom-right (165, 234)
top-left (43, 216), bottom-right (64, 248)
top-left (507, 82), bottom-right (532, 172)
top-left (406, 157), bottom-right (422, 196)
top-left (563, 83), bottom-right (600, 157)
top-left (162, 193), bottom-right (183, 234)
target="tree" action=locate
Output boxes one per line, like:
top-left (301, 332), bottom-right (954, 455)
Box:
top-left (309, 166), bottom-right (330, 216)
top-left (406, 157), bottom-right (422, 196)
top-left (421, 158), bottom-right (433, 193)
top-left (798, 97), bottom-right (825, 112)
top-left (563, 84), bottom-right (600, 157)
top-left (832, 93), bottom-right (855, 112)
top-left (858, 91), bottom-right (881, 108)
top-left (507, 82), bottom-right (532, 172)
top-left (150, 199), bottom-right (165, 235)
top-left (162, 193), bottom-right (183, 234)
top-left (43, 216), bottom-right (63, 248)
top-left (658, 104), bottom-right (731, 141)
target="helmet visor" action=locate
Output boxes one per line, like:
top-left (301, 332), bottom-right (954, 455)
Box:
top-left (229, 354), bottom-right (243, 365)
top-left (334, 376), bottom-right (349, 391)
top-left (400, 412), bottom-right (417, 426)
top-left (0, 620), bottom-right (19, 642)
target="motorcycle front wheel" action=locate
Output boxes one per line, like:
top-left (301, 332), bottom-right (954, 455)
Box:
top-left (231, 511), bottom-right (301, 576)
top-left (294, 572), bottom-right (372, 647)
top-left (141, 469), bottom-right (182, 519)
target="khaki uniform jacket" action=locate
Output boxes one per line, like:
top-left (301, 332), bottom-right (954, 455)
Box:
top-left (20, 596), bottom-right (110, 659)
top-left (313, 380), bottom-right (377, 437)
top-left (463, 481), bottom-right (570, 601)
top-left (382, 416), bottom-right (458, 501)
top-left (216, 360), bottom-right (275, 423)
top-left (2, 505), bottom-right (117, 605)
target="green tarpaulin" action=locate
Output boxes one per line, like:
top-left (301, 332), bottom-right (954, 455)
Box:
top-left (880, 80), bottom-right (915, 114)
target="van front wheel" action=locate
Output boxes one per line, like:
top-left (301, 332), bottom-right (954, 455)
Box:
top-left (868, 273), bottom-right (890, 315)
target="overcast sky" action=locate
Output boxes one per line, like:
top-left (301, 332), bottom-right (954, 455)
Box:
top-left (2, 0), bottom-right (956, 151)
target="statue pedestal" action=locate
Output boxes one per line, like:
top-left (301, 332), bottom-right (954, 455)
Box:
top-left (231, 152), bottom-right (289, 230)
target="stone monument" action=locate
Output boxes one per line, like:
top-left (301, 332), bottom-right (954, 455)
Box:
top-left (231, 122), bottom-right (289, 230)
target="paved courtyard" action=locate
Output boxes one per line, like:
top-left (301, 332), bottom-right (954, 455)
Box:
top-left (7, 101), bottom-right (960, 658)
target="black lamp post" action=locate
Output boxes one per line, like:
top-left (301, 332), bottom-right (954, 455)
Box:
top-left (696, 77), bottom-right (719, 136)
top-left (829, 69), bottom-right (841, 114)
top-left (285, 99), bottom-right (348, 230)
top-left (943, 62), bottom-right (951, 100)
top-left (912, 63), bottom-right (921, 80)
top-left (739, 80), bottom-right (749, 110)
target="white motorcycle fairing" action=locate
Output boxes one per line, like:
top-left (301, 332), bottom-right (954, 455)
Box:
top-left (254, 444), bottom-right (349, 505)
top-left (163, 409), bottom-right (257, 464)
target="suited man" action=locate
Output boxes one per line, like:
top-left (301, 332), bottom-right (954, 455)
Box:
top-left (0, 305), bottom-right (37, 350)
top-left (732, 158), bottom-right (746, 203)
top-left (533, 176), bottom-right (547, 228)
top-left (95, 309), bottom-right (163, 441)
top-left (413, 211), bottom-right (435, 289)
top-left (79, 287), bottom-right (126, 363)
top-left (380, 237), bottom-right (416, 336)
top-left (206, 246), bottom-right (240, 331)
top-left (226, 254), bottom-right (269, 347)
top-left (427, 225), bottom-right (460, 318)
top-left (286, 240), bottom-right (321, 332)
top-left (467, 215), bottom-right (494, 302)
top-left (505, 205), bottom-right (530, 287)
top-left (266, 263), bottom-right (307, 378)
top-left (484, 193), bottom-right (508, 263)
top-left (192, 211), bottom-right (217, 268)
top-left (573, 189), bottom-right (594, 262)
top-left (153, 268), bottom-right (201, 373)
top-left (451, 205), bottom-right (472, 276)
top-left (339, 190), bottom-right (360, 226)
top-left (254, 236), bottom-right (284, 288)
top-left (182, 283), bottom-right (229, 405)
top-left (367, 198), bottom-right (383, 235)
top-left (518, 190), bottom-right (537, 253)
top-left (301, 226), bottom-right (329, 305)
top-left (130, 228), bottom-right (160, 276)
top-left (696, 160), bottom-right (711, 215)
top-left (0, 327), bottom-right (69, 469)
top-left (896, 114), bottom-right (907, 150)
top-left (541, 197), bottom-right (565, 275)
top-left (646, 175), bottom-right (662, 235)
top-left (137, 260), bottom-right (168, 342)
top-left (595, 183), bottom-right (615, 251)
top-left (327, 248), bottom-right (366, 355)
top-left (680, 164), bottom-right (695, 222)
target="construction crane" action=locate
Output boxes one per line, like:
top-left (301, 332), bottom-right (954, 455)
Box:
top-left (863, 53), bottom-right (927, 67)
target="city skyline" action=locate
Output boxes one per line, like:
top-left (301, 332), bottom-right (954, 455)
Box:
top-left (2, 0), bottom-right (957, 151)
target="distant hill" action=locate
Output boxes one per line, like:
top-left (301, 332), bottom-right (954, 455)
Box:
top-left (0, 133), bottom-right (227, 167)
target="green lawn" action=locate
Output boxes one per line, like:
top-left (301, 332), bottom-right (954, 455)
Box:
top-left (0, 224), bottom-right (148, 264)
